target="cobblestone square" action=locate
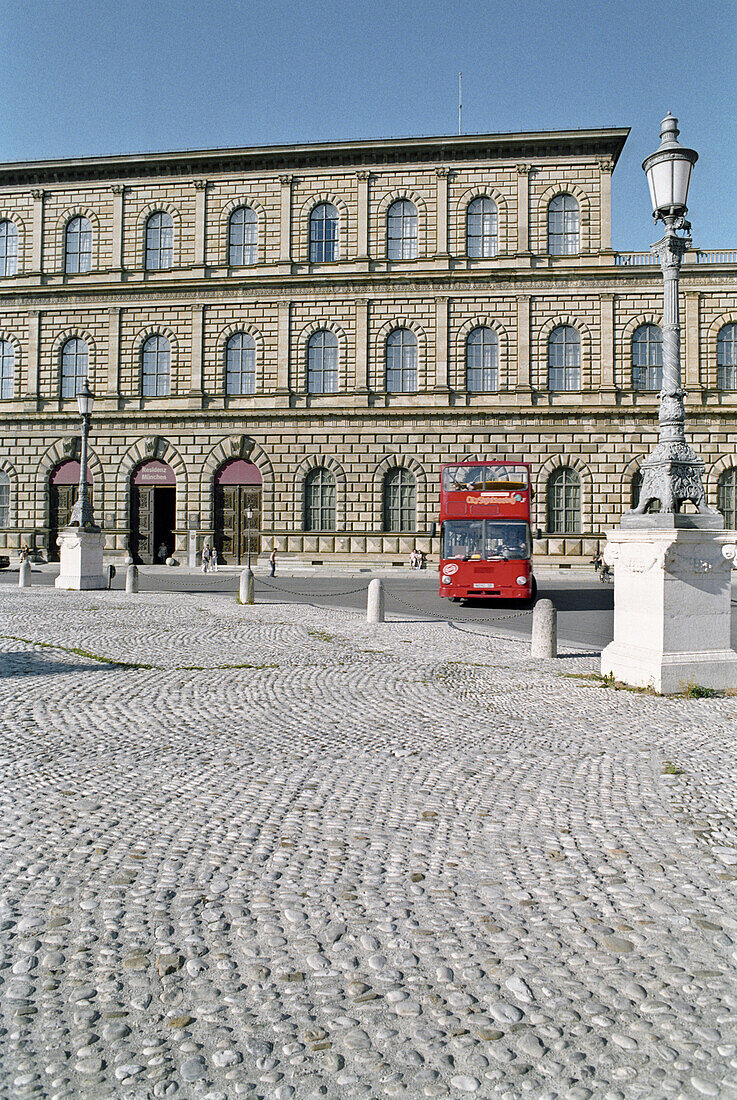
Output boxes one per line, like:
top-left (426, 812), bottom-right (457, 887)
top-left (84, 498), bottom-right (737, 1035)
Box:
top-left (1, 588), bottom-right (736, 1099)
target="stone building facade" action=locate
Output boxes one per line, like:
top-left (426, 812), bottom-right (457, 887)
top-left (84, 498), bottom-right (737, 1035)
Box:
top-left (0, 127), bottom-right (736, 565)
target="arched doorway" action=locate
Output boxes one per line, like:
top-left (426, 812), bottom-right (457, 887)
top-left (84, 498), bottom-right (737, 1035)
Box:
top-left (214, 460), bottom-right (262, 564)
top-left (48, 461), bottom-right (93, 562)
top-left (130, 460), bottom-right (176, 564)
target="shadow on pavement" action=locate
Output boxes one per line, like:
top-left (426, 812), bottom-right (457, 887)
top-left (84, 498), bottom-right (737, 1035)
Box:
top-left (0, 651), bottom-right (111, 677)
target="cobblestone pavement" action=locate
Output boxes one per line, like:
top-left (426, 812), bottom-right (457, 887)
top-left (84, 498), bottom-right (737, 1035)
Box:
top-left (1, 589), bottom-right (737, 1100)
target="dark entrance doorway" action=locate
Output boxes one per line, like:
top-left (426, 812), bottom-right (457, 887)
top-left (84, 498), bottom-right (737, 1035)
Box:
top-left (48, 461), bottom-right (94, 561)
top-left (130, 460), bottom-right (176, 564)
top-left (214, 460), bottom-right (262, 564)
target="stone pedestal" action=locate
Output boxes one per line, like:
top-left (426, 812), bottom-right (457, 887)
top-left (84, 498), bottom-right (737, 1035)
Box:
top-left (601, 518), bottom-right (737, 693)
top-left (55, 527), bottom-right (108, 590)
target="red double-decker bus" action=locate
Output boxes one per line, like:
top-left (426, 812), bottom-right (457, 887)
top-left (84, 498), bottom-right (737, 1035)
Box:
top-left (437, 460), bottom-right (536, 602)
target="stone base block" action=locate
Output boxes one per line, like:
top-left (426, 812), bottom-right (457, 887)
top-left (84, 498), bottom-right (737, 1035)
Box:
top-left (601, 640), bottom-right (737, 694)
top-left (601, 525), bottom-right (737, 694)
top-left (55, 526), bottom-right (108, 590)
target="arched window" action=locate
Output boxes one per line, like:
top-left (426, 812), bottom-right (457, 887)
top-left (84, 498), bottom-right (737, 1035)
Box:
top-left (142, 335), bottom-right (170, 397)
top-left (386, 328), bottom-right (418, 393)
top-left (548, 326), bottom-right (580, 391)
top-left (384, 467), bottom-right (416, 532)
top-left (0, 221), bottom-right (18, 276)
top-left (547, 467), bottom-right (581, 534)
top-left (0, 471), bottom-right (9, 526)
top-left (632, 324), bottom-right (663, 391)
top-left (548, 193), bottom-right (580, 255)
top-left (466, 197), bottom-right (498, 258)
top-left (145, 212), bottom-right (173, 270)
top-left (466, 327), bottom-right (498, 392)
top-left (226, 333), bottom-right (256, 395)
top-left (228, 206), bottom-right (257, 266)
top-left (304, 467), bottom-right (336, 531)
top-left (64, 216), bottom-right (92, 273)
top-left (61, 337), bottom-right (88, 399)
top-left (387, 200), bottom-right (418, 260)
top-left (717, 324), bottom-right (737, 390)
top-left (0, 340), bottom-right (14, 399)
top-left (307, 330), bottom-right (338, 394)
top-left (309, 203), bottom-right (339, 263)
top-left (718, 468), bottom-right (737, 528)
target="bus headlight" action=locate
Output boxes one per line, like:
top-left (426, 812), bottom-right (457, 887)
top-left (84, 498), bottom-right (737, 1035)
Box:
top-left (516, 575), bottom-right (528, 586)
top-left (441, 576), bottom-right (452, 585)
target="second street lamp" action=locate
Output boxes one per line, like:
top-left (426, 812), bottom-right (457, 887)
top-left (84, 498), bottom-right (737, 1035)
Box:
top-left (627, 113), bottom-right (716, 520)
top-left (69, 381), bottom-right (97, 528)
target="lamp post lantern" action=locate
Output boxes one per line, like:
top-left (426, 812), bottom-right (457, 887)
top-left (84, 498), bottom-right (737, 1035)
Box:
top-left (627, 113), bottom-right (715, 518)
top-left (69, 381), bottom-right (97, 528)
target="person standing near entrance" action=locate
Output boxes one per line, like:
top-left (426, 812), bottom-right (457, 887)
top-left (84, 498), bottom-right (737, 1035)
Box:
top-left (201, 542), bottom-right (211, 573)
top-left (210, 547), bottom-right (218, 573)
top-left (269, 547), bottom-right (276, 577)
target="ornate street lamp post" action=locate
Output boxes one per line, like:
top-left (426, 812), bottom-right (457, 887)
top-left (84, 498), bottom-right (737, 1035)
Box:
top-left (601, 114), bottom-right (737, 693)
top-left (628, 113), bottom-right (714, 518)
top-left (69, 381), bottom-right (97, 528)
top-left (55, 379), bottom-right (107, 590)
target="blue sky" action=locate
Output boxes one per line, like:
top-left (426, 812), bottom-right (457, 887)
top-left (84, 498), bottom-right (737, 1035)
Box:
top-left (0, 0), bottom-right (735, 251)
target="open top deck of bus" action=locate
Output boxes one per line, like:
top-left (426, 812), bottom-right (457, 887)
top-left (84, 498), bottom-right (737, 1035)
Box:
top-left (441, 462), bottom-right (531, 493)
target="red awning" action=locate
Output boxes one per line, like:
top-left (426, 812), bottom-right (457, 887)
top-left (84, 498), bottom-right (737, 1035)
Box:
top-left (216, 460), bottom-right (262, 486)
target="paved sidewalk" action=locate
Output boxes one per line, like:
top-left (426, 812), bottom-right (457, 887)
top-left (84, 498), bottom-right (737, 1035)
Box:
top-left (1, 588), bottom-right (736, 1099)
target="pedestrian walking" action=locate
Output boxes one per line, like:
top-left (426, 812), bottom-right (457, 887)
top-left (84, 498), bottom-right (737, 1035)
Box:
top-left (201, 542), bottom-right (211, 574)
top-left (269, 548), bottom-right (276, 577)
top-left (210, 547), bottom-right (218, 572)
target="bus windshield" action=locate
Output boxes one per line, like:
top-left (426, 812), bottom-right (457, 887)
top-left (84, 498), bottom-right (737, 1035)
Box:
top-left (442, 465), bottom-right (528, 491)
top-left (442, 520), bottom-right (531, 561)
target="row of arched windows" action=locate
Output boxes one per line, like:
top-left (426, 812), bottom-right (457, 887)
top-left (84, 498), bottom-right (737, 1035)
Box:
top-left (2, 463), bottom-right (737, 535)
top-left (303, 466), bottom-right (416, 532)
top-left (0, 193), bottom-right (582, 276)
top-left (3, 323), bottom-right (736, 400)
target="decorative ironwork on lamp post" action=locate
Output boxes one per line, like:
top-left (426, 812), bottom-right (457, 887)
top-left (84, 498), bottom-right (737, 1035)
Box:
top-left (627, 113), bottom-right (716, 519)
top-left (69, 381), bottom-right (98, 528)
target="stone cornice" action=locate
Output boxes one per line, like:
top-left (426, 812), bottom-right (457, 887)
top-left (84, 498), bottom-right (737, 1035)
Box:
top-left (0, 128), bottom-right (631, 187)
top-left (1, 265), bottom-right (736, 309)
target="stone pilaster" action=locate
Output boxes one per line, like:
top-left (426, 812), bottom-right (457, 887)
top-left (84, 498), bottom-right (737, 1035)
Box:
top-left (516, 166), bottom-right (531, 255)
top-left (193, 180), bottom-right (209, 268)
top-left (31, 190), bottom-right (44, 273)
top-left (111, 185), bottom-right (126, 270)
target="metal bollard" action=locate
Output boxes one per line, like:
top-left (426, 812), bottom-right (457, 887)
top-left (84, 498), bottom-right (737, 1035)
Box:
top-left (531, 598), bottom-right (557, 658)
top-left (125, 564), bottom-right (139, 594)
top-left (367, 578), bottom-right (385, 624)
top-left (239, 568), bottom-right (255, 605)
top-left (18, 560), bottom-right (32, 588)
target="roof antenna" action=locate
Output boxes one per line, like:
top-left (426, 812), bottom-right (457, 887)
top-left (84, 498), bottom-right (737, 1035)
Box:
top-left (458, 72), bottom-right (462, 135)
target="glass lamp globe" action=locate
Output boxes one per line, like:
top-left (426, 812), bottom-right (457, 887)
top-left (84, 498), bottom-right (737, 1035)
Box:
top-left (642, 113), bottom-right (698, 219)
top-left (76, 381), bottom-right (95, 416)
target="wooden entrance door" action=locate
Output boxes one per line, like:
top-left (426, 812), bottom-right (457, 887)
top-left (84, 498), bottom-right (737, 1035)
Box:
top-left (131, 485), bottom-right (155, 564)
top-left (215, 485), bottom-right (261, 564)
top-left (49, 483), bottom-right (94, 561)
